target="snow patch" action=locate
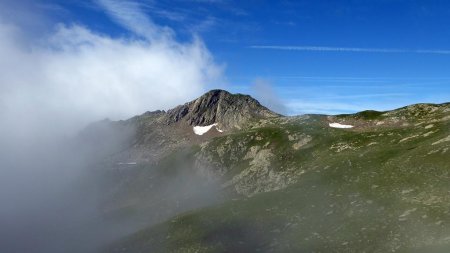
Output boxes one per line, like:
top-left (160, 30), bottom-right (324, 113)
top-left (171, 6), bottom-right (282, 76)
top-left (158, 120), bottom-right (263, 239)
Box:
top-left (193, 123), bottom-right (223, 135)
top-left (329, 123), bottom-right (354, 129)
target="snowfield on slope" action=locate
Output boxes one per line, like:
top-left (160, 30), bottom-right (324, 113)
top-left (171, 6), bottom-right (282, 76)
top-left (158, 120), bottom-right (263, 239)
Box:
top-left (193, 123), bottom-right (223, 135)
top-left (329, 122), bottom-right (354, 129)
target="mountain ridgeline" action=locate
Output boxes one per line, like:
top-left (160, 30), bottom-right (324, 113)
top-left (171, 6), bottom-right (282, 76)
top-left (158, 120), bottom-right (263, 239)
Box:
top-left (166, 89), bottom-right (280, 128)
top-left (85, 90), bottom-right (450, 253)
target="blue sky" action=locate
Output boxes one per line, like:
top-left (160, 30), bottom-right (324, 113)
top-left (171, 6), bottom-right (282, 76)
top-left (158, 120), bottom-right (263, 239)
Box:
top-left (2, 0), bottom-right (450, 115)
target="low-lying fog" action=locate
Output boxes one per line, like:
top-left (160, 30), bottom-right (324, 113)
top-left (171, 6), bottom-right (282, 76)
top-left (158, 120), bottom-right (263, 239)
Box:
top-left (0, 122), bottom-right (224, 252)
top-left (0, 1), bottom-right (224, 251)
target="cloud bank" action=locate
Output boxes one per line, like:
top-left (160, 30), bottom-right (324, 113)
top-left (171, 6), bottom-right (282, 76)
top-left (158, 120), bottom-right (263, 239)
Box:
top-left (0, 5), bottom-right (222, 138)
top-left (0, 1), bottom-right (224, 252)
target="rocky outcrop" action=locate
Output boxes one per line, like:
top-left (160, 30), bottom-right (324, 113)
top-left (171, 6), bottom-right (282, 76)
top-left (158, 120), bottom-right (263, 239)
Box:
top-left (165, 89), bottom-right (280, 129)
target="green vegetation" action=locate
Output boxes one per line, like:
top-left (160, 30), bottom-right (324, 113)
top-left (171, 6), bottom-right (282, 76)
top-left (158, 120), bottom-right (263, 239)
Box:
top-left (338, 110), bottom-right (385, 120)
top-left (101, 98), bottom-right (450, 253)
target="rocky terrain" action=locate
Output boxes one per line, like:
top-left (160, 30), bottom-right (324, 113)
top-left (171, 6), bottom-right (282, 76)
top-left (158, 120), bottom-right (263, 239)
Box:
top-left (83, 90), bottom-right (450, 252)
top-left (82, 90), bottom-right (279, 165)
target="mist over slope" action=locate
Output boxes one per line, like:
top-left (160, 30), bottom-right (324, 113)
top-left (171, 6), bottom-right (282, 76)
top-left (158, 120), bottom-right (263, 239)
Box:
top-left (1, 89), bottom-right (449, 252)
top-left (0, 3), bottom-right (223, 250)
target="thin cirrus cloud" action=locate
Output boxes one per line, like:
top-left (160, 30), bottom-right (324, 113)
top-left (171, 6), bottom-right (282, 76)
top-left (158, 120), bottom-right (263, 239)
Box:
top-left (284, 96), bottom-right (414, 115)
top-left (312, 93), bottom-right (409, 99)
top-left (250, 45), bottom-right (450, 55)
top-left (96, 0), bottom-right (174, 41)
top-left (285, 100), bottom-right (369, 115)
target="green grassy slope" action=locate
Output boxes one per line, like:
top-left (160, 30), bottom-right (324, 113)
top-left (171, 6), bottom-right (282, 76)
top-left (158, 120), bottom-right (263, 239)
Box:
top-left (104, 104), bottom-right (450, 252)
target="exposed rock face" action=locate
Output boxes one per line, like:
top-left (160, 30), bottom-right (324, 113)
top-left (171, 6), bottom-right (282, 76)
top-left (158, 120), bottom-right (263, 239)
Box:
top-left (165, 89), bottom-right (280, 129)
top-left (83, 90), bottom-right (281, 165)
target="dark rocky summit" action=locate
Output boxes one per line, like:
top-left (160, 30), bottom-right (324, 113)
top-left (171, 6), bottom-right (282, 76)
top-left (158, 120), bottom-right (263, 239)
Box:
top-left (165, 89), bottom-right (280, 129)
top-left (82, 90), bottom-right (281, 164)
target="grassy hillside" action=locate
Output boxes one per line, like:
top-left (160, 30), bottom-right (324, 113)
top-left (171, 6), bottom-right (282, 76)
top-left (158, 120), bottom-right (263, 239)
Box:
top-left (102, 103), bottom-right (450, 252)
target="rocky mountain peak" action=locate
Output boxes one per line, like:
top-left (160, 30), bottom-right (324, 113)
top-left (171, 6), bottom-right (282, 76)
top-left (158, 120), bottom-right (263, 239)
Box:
top-left (166, 89), bottom-right (280, 129)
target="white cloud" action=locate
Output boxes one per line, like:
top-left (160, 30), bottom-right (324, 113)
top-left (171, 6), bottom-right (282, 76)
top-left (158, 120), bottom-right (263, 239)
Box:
top-left (96, 0), bottom-right (174, 42)
top-left (250, 78), bottom-right (287, 114)
top-left (0, 6), bottom-right (223, 137)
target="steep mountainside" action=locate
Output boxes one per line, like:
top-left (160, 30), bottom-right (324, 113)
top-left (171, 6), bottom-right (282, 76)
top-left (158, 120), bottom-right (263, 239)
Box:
top-left (85, 90), bottom-right (450, 253)
top-left (166, 89), bottom-right (280, 128)
top-left (82, 90), bottom-right (279, 165)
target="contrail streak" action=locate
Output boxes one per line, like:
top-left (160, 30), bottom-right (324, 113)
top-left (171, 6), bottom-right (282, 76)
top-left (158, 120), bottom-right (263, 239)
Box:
top-left (250, 45), bottom-right (450, 55)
